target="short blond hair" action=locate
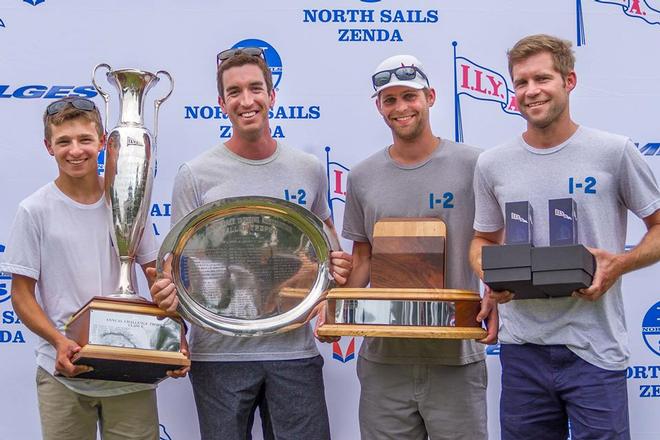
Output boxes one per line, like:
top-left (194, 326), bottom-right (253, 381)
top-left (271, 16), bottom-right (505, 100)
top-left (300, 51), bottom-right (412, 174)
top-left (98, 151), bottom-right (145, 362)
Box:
top-left (507, 34), bottom-right (575, 79)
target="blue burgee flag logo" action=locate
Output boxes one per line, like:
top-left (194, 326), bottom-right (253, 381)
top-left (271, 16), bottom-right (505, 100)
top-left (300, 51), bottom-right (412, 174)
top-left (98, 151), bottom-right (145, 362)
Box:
top-left (597, 0), bottom-right (660, 24)
top-left (0, 18), bottom-right (5, 28)
top-left (577, 0), bottom-right (660, 45)
top-left (24, 0), bottom-right (45, 6)
top-left (452, 41), bottom-right (521, 143)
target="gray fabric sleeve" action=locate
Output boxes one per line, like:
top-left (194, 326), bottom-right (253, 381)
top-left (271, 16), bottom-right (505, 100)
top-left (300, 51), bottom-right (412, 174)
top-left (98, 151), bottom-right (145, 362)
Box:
top-left (617, 139), bottom-right (660, 219)
top-left (472, 158), bottom-right (504, 232)
top-left (341, 172), bottom-right (368, 242)
top-left (170, 163), bottom-right (201, 227)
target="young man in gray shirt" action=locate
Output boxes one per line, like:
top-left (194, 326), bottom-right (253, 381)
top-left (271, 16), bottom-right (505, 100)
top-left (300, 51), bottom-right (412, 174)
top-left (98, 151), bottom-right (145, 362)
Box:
top-left (149, 48), bottom-right (352, 440)
top-left (470, 34), bottom-right (660, 439)
top-left (341, 54), bottom-right (497, 440)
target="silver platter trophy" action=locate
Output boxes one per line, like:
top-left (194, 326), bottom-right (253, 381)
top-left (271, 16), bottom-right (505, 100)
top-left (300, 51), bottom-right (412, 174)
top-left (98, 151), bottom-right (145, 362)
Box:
top-left (64, 64), bottom-right (190, 383)
top-left (158, 196), bottom-right (339, 336)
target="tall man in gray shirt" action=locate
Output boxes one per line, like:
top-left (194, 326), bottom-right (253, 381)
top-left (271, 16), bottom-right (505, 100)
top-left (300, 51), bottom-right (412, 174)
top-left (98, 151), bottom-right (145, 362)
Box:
top-left (341, 54), bottom-right (497, 440)
top-left (470, 34), bottom-right (660, 439)
top-left (149, 47), bottom-right (351, 440)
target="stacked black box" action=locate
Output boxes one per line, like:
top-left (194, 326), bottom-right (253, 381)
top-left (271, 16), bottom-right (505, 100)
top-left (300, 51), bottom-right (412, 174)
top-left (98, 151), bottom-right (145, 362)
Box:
top-left (529, 198), bottom-right (595, 296)
top-left (481, 199), bottom-right (596, 299)
top-left (531, 245), bottom-right (596, 296)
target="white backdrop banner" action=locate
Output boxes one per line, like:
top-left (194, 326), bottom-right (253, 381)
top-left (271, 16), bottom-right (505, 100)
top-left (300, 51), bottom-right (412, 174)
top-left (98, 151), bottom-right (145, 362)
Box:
top-left (0, 1), bottom-right (658, 439)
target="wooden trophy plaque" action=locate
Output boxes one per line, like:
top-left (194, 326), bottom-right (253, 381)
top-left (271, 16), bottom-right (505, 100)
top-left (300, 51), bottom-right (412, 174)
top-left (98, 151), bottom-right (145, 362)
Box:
top-left (65, 297), bottom-right (190, 384)
top-left (317, 218), bottom-right (486, 339)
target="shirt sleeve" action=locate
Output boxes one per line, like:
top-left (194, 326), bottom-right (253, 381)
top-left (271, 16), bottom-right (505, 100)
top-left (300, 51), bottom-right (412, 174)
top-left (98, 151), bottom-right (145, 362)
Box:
top-left (341, 171), bottom-right (369, 243)
top-left (171, 163), bottom-right (202, 227)
top-left (0, 204), bottom-right (41, 280)
top-left (472, 156), bottom-right (505, 233)
top-left (617, 139), bottom-right (660, 219)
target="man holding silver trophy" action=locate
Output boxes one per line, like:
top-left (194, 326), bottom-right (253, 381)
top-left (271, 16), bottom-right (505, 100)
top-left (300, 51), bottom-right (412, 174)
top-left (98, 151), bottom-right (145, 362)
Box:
top-left (0, 98), bottom-right (163, 439)
top-left (149, 47), bottom-right (352, 440)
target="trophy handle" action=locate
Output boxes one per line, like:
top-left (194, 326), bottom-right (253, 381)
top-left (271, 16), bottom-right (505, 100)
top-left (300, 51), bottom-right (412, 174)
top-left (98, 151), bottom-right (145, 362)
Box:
top-left (153, 70), bottom-right (174, 141)
top-left (92, 63), bottom-right (112, 136)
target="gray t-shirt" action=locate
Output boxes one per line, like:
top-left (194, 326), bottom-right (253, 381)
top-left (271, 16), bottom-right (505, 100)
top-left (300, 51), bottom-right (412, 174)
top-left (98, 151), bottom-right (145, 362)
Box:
top-left (171, 142), bottom-right (330, 362)
top-left (342, 139), bottom-right (486, 365)
top-left (473, 125), bottom-right (660, 370)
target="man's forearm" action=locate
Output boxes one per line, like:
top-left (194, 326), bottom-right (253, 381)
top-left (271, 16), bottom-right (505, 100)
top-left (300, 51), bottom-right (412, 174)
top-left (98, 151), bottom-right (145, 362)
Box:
top-left (345, 260), bottom-right (370, 288)
top-left (616, 223), bottom-right (660, 276)
top-left (469, 236), bottom-right (500, 280)
top-left (12, 285), bottom-right (66, 349)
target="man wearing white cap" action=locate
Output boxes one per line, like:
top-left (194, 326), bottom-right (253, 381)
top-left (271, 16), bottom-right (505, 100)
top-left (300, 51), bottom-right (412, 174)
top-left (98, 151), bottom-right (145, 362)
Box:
top-left (340, 55), bottom-right (497, 439)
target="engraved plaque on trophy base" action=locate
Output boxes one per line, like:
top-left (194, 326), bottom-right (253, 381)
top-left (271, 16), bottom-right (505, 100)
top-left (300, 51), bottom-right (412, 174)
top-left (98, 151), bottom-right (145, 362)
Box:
top-left (65, 297), bottom-right (190, 384)
top-left (318, 218), bottom-right (486, 339)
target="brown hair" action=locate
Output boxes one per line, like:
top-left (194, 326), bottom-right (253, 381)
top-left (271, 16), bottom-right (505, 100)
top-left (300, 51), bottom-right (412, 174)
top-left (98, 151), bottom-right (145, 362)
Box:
top-left (43, 99), bottom-right (104, 141)
top-left (217, 53), bottom-right (273, 99)
top-left (507, 34), bottom-right (575, 79)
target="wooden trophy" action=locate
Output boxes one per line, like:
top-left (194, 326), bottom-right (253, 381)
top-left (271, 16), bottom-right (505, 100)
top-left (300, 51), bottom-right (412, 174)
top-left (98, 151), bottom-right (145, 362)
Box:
top-left (65, 297), bottom-right (190, 384)
top-left (317, 218), bottom-right (486, 339)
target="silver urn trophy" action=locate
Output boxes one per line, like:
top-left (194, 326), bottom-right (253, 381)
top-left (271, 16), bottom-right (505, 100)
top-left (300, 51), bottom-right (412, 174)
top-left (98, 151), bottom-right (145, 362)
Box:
top-left (64, 65), bottom-right (189, 384)
top-left (94, 64), bottom-right (172, 298)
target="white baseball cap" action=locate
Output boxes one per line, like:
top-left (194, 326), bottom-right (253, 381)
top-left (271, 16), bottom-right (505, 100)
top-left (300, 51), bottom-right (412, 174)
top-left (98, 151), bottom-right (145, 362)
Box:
top-left (371, 54), bottom-right (430, 98)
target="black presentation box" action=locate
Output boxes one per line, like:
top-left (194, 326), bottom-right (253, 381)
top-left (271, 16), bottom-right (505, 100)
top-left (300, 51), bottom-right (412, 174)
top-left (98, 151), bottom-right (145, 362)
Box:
top-left (482, 244), bottom-right (547, 299)
top-left (531, 245), bottom-right (596, 297)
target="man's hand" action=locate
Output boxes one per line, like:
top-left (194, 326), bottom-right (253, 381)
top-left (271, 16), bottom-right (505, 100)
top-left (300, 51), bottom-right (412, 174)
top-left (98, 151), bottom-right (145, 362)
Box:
top-left (146, 267), bottom-right (179, 313)
top-left (476, 287), bottom-right (499, 344)
top-left (574, 247), bottom-right (622, 301)
top-left (489, 288), bottom-right (515, 304)
top-left (312, 301), bottom-right (340, 343)
top-left (330, 251), bottom-right (353, 286)
top-left (167, 339), bottom-right (191, 379)
top-left (54, 337), bottom-right (92, 377)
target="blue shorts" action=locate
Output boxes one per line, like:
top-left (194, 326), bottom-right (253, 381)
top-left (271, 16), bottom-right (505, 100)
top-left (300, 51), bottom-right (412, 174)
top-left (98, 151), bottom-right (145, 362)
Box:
top-left (500, 344), bottom-right (630, 440)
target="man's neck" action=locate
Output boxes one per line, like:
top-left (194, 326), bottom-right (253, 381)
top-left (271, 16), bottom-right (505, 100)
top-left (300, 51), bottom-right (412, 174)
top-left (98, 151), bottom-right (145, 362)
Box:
top-left (389, 132), bottom-right (440, 165)
top-left (54, 174), bottom-right (103, 204)
top-left (523, 116), bottom-right (579, 149)
top-left (225, 134), bottom-right (277, 161)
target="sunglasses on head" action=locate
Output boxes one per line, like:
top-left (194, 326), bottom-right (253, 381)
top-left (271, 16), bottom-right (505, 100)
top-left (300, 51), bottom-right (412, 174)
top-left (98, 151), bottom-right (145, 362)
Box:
top-left (46, 97), bottom-right (97, 116)
top-left (216, 47), bottom-right (265, 65)
top-left (372, 66), bottom-right (429, 90)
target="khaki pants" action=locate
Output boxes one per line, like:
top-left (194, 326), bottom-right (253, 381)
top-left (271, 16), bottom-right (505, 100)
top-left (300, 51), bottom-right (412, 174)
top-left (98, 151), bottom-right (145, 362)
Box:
top-left (36, 367), bottom-right (159, 440)
top-left (357, 357), bottom-right (488, 440)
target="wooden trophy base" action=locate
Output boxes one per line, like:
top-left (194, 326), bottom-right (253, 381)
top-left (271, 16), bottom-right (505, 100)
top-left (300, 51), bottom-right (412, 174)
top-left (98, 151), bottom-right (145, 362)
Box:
top-left (317, 218), bottom-right (486, 340)
top-left (317, 288), bottom-right (486, 339)
top-left (65, 297), bottom-right (190, 384)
